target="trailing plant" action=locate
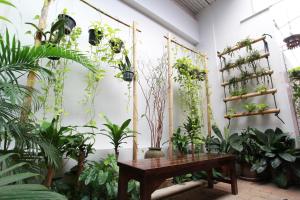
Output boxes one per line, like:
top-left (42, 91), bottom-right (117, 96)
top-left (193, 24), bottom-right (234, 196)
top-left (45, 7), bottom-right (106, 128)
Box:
top-left (99, 117), bottom-right (133, 158)
top-left (237, 37), bottom-right (252, 52)
top-left (174, 57), bottom-right (206, 81)
top-left (251, 128), bottom-right (300, 188)
top-left (243, 102), bottom-right (257, 112)
top-left (139, 56), bottom-right (168, 148)
top-left (171, 128), bottom-right (189, 154)
top-left (205, 125), bottom-right (242, 153)
top-left (0, 153), bottom-right (67, 200)
top-left (79, 154), bottom-right (139, 200)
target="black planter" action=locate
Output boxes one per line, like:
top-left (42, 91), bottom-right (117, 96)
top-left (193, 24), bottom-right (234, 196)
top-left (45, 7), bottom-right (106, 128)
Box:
top-left (58, 14), bottom-right (76, 35)
top-left (44, 43), bottom-right (60, 61)
top-left (88, 29), bottom-right (103, 46)
top-left (123, 71), bottom-right (134, 82)
top-left (109, 38), bottom-right (124, 54)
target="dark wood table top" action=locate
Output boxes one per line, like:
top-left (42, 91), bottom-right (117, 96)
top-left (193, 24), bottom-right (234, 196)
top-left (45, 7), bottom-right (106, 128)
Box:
top-left (118, 153), bottom-right (235, 172)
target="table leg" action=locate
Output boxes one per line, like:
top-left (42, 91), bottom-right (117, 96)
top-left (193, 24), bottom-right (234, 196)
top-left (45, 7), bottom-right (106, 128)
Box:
top-left (229, 162), bottom-right (238, 195)
top-left (207, 169), bottom-right (214, 188)
top-left (140, 180), bottom-right (152, 200)
top-left (118, 168), bottom-right (129, 200)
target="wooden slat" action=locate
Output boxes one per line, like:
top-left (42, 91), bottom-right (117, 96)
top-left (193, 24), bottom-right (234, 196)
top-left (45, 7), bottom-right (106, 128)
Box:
top-left (220, 53), bottom-right (270, 72)
top-left (224, 108), bottom-right (280, 119)
top-left (224, 88), bottom-right (277, 102)
top-left (218, 36), bottom-right (266, 57)
top-left (221, 70), bottom-right (273, 86)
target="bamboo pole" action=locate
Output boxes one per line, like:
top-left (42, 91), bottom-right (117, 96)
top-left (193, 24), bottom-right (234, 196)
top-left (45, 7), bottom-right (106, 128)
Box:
top-left (203, 56), bottom-right (212, 136)
top-left (132, 22), bottom-right (138, 160)
top-left (21, 0), bottom-right (53, 121)
top-left (225, 108), bottom-right (280, 119)
top-left (167, 33), bottom-right (174, 155)
top-left (224, 88), bottom-right (277, 102)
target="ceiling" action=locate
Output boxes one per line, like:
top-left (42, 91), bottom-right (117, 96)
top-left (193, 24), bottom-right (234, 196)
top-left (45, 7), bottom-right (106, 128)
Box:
top-left (174, 0), bottom-right (216, 16)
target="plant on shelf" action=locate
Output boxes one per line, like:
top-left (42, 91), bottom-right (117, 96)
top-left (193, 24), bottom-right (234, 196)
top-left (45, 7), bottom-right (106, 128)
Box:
top-left (171, 128), bottom-right (189, 155)
top-left (255, 84), bottom-right (268, 93)
top-left (229, 87), bottom-right (247, 97)
top-left (0, 153), bottom-right (67, 200)
top-left (256, 103), bottom-right (268, 112)
top-left (99, 117), bottom-right (133, 158)
top-left (243, 102), bottom-right (257, 112)
top-left (79, 154), bottom-right (140, 200)
top-left (139, 56), bottom-right (168, 158)
top-left (251, 128), bottom-right (300, 188)
top-left (237, 37), bottom-right (252, 52)
top-left (247, 50), bottom-right (261, 79)
top-left (221, 46), bottom-right (234, 57)
top-left (235, 56), bottom-right (246, 73)
top-left (227, 108), bottom-right (237, 118)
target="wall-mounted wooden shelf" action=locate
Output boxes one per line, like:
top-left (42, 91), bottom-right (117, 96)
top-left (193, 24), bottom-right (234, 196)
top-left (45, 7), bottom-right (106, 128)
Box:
top-left (221, 70), bottom-right (273, 86)
top-left (224, 88), bottom-right (277, 102)
top-left (218, 36), bottom-right (266, 57)
top-left (224, 108), bottom-right (280, 119)
top-left (220, 53), bottom-right (270, 72)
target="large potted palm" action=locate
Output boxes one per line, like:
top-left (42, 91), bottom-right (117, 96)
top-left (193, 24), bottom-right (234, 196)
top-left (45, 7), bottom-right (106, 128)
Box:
top-left (139, 56), bottom-right (168, 158)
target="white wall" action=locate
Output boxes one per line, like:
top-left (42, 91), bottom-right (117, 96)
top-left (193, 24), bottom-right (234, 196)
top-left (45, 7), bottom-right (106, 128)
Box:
top-left (197, 0), bottom-right (299, 136)
top-left (0, 0), bottom-right (204, 162)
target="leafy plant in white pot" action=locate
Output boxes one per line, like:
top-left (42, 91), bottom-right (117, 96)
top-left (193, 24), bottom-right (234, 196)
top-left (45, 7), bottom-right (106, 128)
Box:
top-left (139, 56), bottom-right (168, 158)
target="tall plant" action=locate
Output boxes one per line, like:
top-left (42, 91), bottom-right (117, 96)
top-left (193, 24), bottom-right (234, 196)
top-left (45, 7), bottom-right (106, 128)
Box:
top-left (139, 56), bottom-right (168, 148)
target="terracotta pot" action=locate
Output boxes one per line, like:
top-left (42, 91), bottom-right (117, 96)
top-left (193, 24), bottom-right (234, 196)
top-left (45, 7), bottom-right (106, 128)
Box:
top-left (144, 147), bottom-right (164, 159)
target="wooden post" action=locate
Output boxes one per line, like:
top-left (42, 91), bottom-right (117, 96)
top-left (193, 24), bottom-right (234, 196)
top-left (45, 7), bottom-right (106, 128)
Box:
top-left (21, 0), bottom-right (53, 121)
top-left (132, 22), bottom-right (138, 160)
top-left (167, 33), bottom-right (174, 155)
top-left (204, 56), bottom-right (212, 136)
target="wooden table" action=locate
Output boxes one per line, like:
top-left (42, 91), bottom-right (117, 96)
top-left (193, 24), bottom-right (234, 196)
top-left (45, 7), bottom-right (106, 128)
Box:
top-left (117, 153), bottom-right (237, 200)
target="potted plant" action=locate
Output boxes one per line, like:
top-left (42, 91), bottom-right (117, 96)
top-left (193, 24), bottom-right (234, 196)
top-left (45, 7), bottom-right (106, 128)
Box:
top-left (99, 117), bottom-right (134, 159)
top-left (58, 14), bottom-right (76, 35)
top-left (109, 37), bottom-right (124, 53)
top-left (171, 128), bottom-right (189, 156)
top-left (118, 55), bottom-right (134, 82)
top-left (139, 56), bottom-right (168, 158)
top-left (251, 128), bottom-right (300, 188)
top-left (256, 103), bottom-right (268, 112)
top-left (88, 22), bottom-right (104, 46)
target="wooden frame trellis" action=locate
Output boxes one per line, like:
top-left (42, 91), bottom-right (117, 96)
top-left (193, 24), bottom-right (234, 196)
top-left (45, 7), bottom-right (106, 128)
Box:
top-left (165, 33), bottom-right (212, 148)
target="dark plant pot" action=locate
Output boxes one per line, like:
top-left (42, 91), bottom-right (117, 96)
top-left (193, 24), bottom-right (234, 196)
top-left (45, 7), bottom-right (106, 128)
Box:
top-left (109, 38), bottom-right (124, 54)
top-left (123, 71), bottom-right (134, 82)
top-left (144, 147), bottom-right (165, 159)
top-left (45, 43), bottom-right (60, 61)
top-left (88, 29), bottom-right (103, 46)
top-left (58, 14), bottom-right (76, 35)
top-left (239, 162), bottom-right (260, 182)
top-left (271, 168), bottom-right (293, 188)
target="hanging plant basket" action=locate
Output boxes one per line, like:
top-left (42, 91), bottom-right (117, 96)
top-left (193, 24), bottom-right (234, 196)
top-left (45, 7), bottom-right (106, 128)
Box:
top-left (88, 29), bottom-right (103, 46)
top-left (109, 38), bottom-right (124, 53)
top-left (283, 34), bottom-right (300, 49)
top-left (123, 71), bottom-right (134, 82)
top-left (43, 43), bottom-right (60, 61)
top-left (58, 14), bottom-right (76, 35)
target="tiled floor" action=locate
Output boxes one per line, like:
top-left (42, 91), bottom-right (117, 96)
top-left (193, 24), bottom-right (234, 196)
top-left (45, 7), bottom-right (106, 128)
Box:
top-left (163, 179), bottom-right (300, 200)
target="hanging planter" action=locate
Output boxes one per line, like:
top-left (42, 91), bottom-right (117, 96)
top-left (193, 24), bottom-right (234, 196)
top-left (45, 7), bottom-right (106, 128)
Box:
top-left (283, 34), bottom-right (300, 49)
top-left (42, 42), bottom-right (60, 61)
top-left (109, 38), bottom-right (124, 53)
top-left (123, 71), bottom-right (134, 82)
top-left (58, 14), bottom-right (76, 35)
top-left (88, 29), bottom-right (103, 46)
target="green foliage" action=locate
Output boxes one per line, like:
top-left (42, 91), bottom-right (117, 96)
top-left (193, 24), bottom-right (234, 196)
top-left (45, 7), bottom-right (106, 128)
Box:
top-left (183, 116), bottom-right (204, 151)
top-left (235, 56), bottom-right (246, 66)
top-left (0, 153), bottom-right (67, 200)
top-left (0, 0), bottom-right (15, 23)
top-left (288, 66), bottom-right (300, 79)
top-left (79, 154), bottom-right (139, 200)
top-left (171, 128), bottom-right (189, 154)
top-left (251, 128), bottom-right (300, 188)
top-left (100, 117), bottom-right (133, 156)
top-left (205, 125), bottom-right (242, 153)
top-left (174, 57), bottom-right (206, 81)
top-left (246, 50), bottom-right (260, 63)
top-left (255, 84), bottom-right (268, 93)
top-left (237, 37), bottom-right (252, 52)
top-left (243, 102), bottom-right (257, 112)
top-left (256, 103), bottom-right (268, 112)
top-left (229, 87), bottom-right (247, 96)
